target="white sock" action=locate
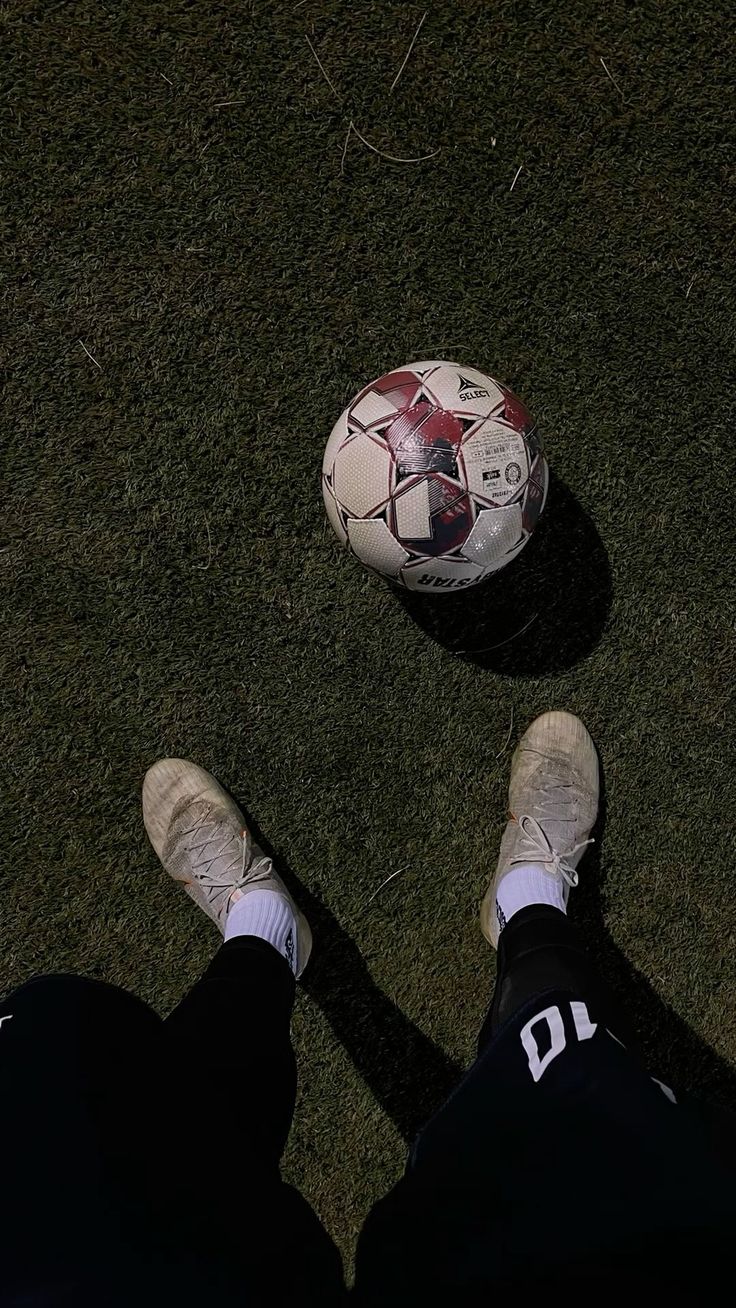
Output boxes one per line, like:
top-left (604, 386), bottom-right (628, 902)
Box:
top-left (495, 863), bottom-right (567, 933)
top-left (224, 890), bottom-right (297, 972)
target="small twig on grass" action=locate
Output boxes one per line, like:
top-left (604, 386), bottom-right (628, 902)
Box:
top-left (685, 275), bottom-right (697, 299)
top-left (365, 866), bottom-right (409, 909)
top-left (456, 612), bottom-right (538, 655)
top-left (78, 339), bottom-right (101, 370)
top-left (509, 163), bottom-right (523, 192)
top-left (390, 10), bottom-right (427, 93)
top-left (495, 705), bottom-right (515, 760)
top-left (305, 34), bottom-right (342, 101)
top-left (213, 100), bottom-right (246, 107)
top-left (600, 56), bottom-right (626, 101)
top-left (350, 121), bottom-right (440, 165)
top-left (485, 612), bottom-right (538, 650)
top-left (159, 73), bottom-right (173, 86)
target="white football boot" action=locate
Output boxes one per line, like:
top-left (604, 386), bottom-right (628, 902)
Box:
top-left (143, 758), bottom-right (312, 977)
top-left (481, 711), bottom-right (599, 948)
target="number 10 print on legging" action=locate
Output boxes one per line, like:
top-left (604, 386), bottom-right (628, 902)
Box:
top-left (520, 1001), bottom-right (603, 1083)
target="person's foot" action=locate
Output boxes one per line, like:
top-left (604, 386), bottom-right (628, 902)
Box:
top-left (142, 758), bottom-right (312, 977)
top-left (480, 711), bottom-right (599, 948)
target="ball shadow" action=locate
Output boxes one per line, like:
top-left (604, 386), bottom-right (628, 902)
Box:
top-left (394, 471), bottom-right (613, 674)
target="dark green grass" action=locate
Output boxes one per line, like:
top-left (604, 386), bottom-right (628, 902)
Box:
top-left (2, 0), bottom-right (735, 1264)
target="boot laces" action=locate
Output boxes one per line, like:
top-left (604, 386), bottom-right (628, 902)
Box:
top-left (509, 767), bottom-right (593, 887)
top-left (181, 803), bottom-right (273, 905)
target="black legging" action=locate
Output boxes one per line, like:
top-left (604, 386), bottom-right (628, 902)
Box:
top-left (1, 913), bottom-right (733, 1305)
top-left (485, 902), bottom-right (634, 1043)
top-left (0, 937), bottom-right (341, 1307)
top-left (356, 909), bottom-right (735, 1298)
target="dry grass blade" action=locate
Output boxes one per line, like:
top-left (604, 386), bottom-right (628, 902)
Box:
top-left (510, 163), bottom-right (523, 192)
top-left (485, 613), bottom-right (538, 650)
top-left (600, 56), bottom-right (626, 101)
top-left (495, 705), bottom-right (515, 760)
top-left (305, 34), bottom-right (341, 101)
top-left (390, 10), bottom-right (427, 93)
top-left (350, 122), bottom-right (439, 165)
top-left (78, 339), bottom-right (101, 369)
top-left (364, 866), bottom-right (409, 909)
top-left (456, 613), bottom-right (538, 655)
top-left (340, 119), bottom-right (353, 173)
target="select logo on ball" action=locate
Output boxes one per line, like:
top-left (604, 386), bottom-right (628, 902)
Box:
top-left (457, 374), bottom-right (491, 403)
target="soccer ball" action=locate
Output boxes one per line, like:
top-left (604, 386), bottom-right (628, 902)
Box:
top-left (322, 361), bottom-right (549, 593)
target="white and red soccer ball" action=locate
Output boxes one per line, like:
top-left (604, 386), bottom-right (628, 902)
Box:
top-left (322, 361), bottom-right (548, 592)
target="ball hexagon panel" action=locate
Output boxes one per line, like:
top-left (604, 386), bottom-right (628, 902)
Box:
top-left (347, 517), bottom-right (410, 578)
top-left (392, 476), bottom-right (433, 539)
top-left (460, 503), bottom-right (524, 569)
top-left (420, 362), bottom-right (506, 421)
top-left (331, 432), bottom-right (394, 519)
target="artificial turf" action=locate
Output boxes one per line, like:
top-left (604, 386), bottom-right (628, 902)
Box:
top-left (3, 0), bottom-right (735, 1267)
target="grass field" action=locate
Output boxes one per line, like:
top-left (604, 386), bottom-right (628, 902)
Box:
top-left (3, 0), bottom-right (735, 1267)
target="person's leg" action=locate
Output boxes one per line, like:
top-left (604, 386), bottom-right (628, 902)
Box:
top-left (143, 758), bottom-right (344, 1305)
top-left (355, 713), bottom-right (736, 1302)
top-left (0, 972), bottom-right (163, 1306)
top-left (164, 934), bottom-right (297, 1166)
top-left (481, 900), bottom-right (635, 1047)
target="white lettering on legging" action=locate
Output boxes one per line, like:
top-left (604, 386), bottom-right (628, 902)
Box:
top-left (520, 1005), bottom-right (567, 1082)
top-left (0, 1015), bottom-right (13, 1031)
top-left (651, 1076), bottom-right (677, 1104)
top-left (521, 1001), bottom-right (597, 1082)
top-left (571, 1000), bottom-right (597, 1041)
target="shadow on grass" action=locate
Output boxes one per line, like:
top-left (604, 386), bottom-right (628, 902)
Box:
top-left (244, 815), bottom-right (463, 1144)
top-left (573, 778), bottom-right (736, 1111)
top-left (395, 472), bottom-right (613, 674)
